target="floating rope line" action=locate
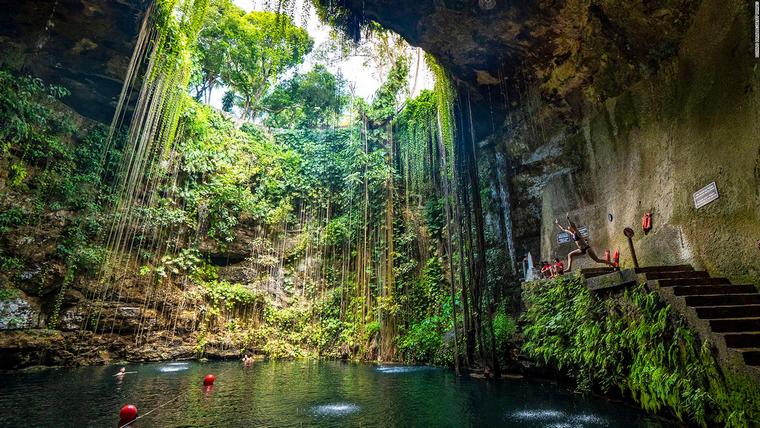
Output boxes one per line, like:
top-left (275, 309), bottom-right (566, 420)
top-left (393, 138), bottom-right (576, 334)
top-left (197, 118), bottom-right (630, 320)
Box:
top-left (117, 365), bottom-right (239, 428)
top-left (119, 393), bottom-right (183, 428)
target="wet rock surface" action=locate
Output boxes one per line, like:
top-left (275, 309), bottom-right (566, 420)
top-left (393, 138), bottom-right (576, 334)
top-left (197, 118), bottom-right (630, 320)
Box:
top-left (0, 0), bottom-right (149, 122)
top-left (0, 296), bottom-right (40, 330)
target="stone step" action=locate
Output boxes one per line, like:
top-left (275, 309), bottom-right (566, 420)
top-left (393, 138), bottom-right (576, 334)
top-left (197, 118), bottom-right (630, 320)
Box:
top-left (685, 294), bottom-right (760, 307)
top-left (580, 267), bottom-right (617, 278)
top-left (658, 277), bottom-right (732, 287)
top-left (723, 333), bottom-right (760, 348)
top-left (696, 305), bottom-right (760, 319)
top-left (673, 284), bottom-right (757, 296)
top-left (741, 349), bottom-right (760, 366)
top-left (710, 318), bottom-right (760, 333)
top-left (634, 265), bottom-right (694, 274)
top-left (581, 267), bottom-right (615, 274)
top-left (645, 271), bottom-right (710, 280)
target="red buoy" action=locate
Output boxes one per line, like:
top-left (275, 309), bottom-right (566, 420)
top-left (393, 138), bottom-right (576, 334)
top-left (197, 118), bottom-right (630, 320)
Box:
top-left (118, 404), bottom-right (138, 426)
top-left (203, 374), bottom-right (216, 386)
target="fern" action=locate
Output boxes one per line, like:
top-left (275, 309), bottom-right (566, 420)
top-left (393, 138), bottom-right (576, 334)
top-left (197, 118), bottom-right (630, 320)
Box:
top-left (521, 275), bottom-right (760, 426)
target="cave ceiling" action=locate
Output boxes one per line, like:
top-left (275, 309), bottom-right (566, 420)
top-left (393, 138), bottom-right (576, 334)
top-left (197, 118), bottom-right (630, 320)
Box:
top-left (0, 0), bottom-right (697, 131)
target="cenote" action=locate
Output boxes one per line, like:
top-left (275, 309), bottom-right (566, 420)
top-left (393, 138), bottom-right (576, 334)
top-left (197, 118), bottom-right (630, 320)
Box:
top-left (0, 360), bottom-right (665, 427)
top-left (1, 0), bottom-right (759, 426)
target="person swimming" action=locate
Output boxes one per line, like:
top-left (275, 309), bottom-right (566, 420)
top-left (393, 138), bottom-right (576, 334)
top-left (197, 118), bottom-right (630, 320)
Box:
top-left (555, 213), bottom-right (613, 272)
top-left (115, 367), bottom-right (127, 378)
top-left (242, 354), bottom-right (253, 367)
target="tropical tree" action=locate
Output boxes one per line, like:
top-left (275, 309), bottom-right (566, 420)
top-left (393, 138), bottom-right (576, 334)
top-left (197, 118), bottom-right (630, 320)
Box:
top-left (190, 0), bottom-right (237, 103)
top-left (192, 3), bottom-right (313, 120)
top-left (222, 11), bottom-right (313, 120)
top-left (261, 64), bottom-right (348, 129)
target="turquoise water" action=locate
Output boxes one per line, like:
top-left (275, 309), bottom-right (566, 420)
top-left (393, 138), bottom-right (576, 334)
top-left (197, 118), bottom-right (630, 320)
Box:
top-left (0, 360), bottom-right (665, 427)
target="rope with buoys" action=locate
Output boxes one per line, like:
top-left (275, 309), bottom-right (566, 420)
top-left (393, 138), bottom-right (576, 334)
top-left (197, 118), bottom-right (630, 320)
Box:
top-left (117, 365), bottom-right (237, 427)
top-left (118, 393), bottom-right (185, 427)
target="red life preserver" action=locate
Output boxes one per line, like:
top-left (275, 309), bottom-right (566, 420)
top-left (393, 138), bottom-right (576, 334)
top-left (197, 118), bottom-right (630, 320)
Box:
top-left (642, 210), bottom-right (653, 234)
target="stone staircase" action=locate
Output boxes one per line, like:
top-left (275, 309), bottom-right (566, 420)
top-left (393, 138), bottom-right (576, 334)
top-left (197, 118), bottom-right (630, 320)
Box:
top-left (581, 264), bottom-right (760, 380)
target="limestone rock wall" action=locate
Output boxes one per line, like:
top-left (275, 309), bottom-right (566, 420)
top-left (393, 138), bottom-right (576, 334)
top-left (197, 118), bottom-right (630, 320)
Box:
top-left (0, 0), bottom-right (149, 122)
top-left (537, 0), bottom-right (760, 282)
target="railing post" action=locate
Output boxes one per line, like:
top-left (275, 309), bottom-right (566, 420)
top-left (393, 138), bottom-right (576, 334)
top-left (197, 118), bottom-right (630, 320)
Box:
top-left (624, 227), bottom-right (639, 268)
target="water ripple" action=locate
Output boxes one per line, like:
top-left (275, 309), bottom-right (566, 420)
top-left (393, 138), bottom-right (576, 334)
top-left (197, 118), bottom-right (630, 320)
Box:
top-left (376, 365), bottom-right (432, 374)
top-left (311, 403), bottom-right (360, 417)
top-left (509, 409), bottom-right (608, 427)
top-left (157, 362), bottom-right (190, 373)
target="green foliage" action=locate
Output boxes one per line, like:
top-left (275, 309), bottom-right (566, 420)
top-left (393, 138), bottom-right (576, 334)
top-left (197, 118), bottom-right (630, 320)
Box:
top-left (0, 286), bottom-right (20, 301)
top-left (193, 1), bottom-right (313, 119)
top-left (0, 0), bottom-right (468, 374)
top-left (310, 0), bottom-right (364, 41)
top-left (0, 69), bottom-right (72, 156)
top-left (424, 195), bottom-right (445, 241)
top-left (396, 256), bottom-right (454, 365)
top-left (367, 55), bottom-right (410, 124)
top-left (203, 280), bottom-right (262, 308)
top-left (0, 207), bottom-right (25, 234)
top-left (396, 311), bottom-right (453, 366)
top-left (492, 302), bottom-right (516, 347)
top-left (190, 0), bottom-right (235, 102)
top-left (522, 275), bottom-right (760, 427)
top-left (174, 98), bottom-right (305, 244)
top-left (0, 69), bottom-right (120, 282)
top-left (262, 64), bottom-right (349, 129)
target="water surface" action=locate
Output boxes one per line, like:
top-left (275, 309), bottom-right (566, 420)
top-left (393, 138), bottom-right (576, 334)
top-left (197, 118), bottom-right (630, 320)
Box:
top-left (0, 360), bottom-right (665, 427)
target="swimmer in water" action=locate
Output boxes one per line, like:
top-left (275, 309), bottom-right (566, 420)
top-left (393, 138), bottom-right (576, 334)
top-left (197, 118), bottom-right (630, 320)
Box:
top-left (115, 367), bottom-right (126, 378)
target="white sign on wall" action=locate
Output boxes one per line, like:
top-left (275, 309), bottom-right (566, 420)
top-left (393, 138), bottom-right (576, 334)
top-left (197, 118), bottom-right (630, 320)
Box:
top-left (693, 181), bottom-right (719, 209)
top-left (557, 226), bottom-right (589, 244)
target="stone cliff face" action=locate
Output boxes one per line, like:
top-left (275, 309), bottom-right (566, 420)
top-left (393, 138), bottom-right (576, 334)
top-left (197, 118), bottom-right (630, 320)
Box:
top-left (332, 0), bottom-right (758, 281)
top-left (0, 0), bottom-right (149, 123)
top-left (1, 0), bottom-right (757, 368)
top-left (6, 0), bottom-right (753, 281)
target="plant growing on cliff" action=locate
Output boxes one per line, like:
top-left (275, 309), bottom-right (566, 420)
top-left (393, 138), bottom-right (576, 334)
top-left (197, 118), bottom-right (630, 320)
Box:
top-left (522, 275), bottom-right (760, 427)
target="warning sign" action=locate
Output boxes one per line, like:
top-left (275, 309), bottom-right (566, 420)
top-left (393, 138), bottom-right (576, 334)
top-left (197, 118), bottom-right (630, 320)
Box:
top-left (557, 226), bottom-right (589, 245)
top-left (693, 181), bottom-right (719, 209)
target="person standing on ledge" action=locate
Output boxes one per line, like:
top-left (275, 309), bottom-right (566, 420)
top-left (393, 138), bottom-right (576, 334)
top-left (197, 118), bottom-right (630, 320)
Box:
top-left (555, 213), bottom-right (614, 272)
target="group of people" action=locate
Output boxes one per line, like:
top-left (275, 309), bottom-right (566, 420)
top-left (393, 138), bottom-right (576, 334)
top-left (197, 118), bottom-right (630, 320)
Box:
top-left (540, 258), bottom-right (565, 279)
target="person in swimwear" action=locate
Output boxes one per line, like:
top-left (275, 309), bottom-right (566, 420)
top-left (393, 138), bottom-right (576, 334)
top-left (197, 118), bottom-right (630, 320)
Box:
top-left (553, 257), bottom-right (564, 277)
top-left (555, 213), bottom-right (613, 272)
top-left (242, 354), bottom-right (253, 367)
top-left (115, 367), bottom-right (127, 378)
top-left (540, 261), bottom-right (552, 279)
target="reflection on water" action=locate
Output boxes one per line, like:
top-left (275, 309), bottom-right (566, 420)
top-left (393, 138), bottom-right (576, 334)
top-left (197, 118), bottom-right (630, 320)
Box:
top-left (509, 409), bottom-right (609, 427)
top-left (511, 410), bottom-right (567, 421)
top-left (0, 360), bottom-right (665, 427)
top-left (311, 402), bottom-right (361, 417)
top-left (156, 362), bottom-right (190, 373)
top-left (375, 365), bottom-right (434, 374)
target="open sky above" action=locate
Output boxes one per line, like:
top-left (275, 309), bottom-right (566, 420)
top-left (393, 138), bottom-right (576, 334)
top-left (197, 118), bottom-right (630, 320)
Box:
top-left (232, 0), bottom-right (433, 100)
